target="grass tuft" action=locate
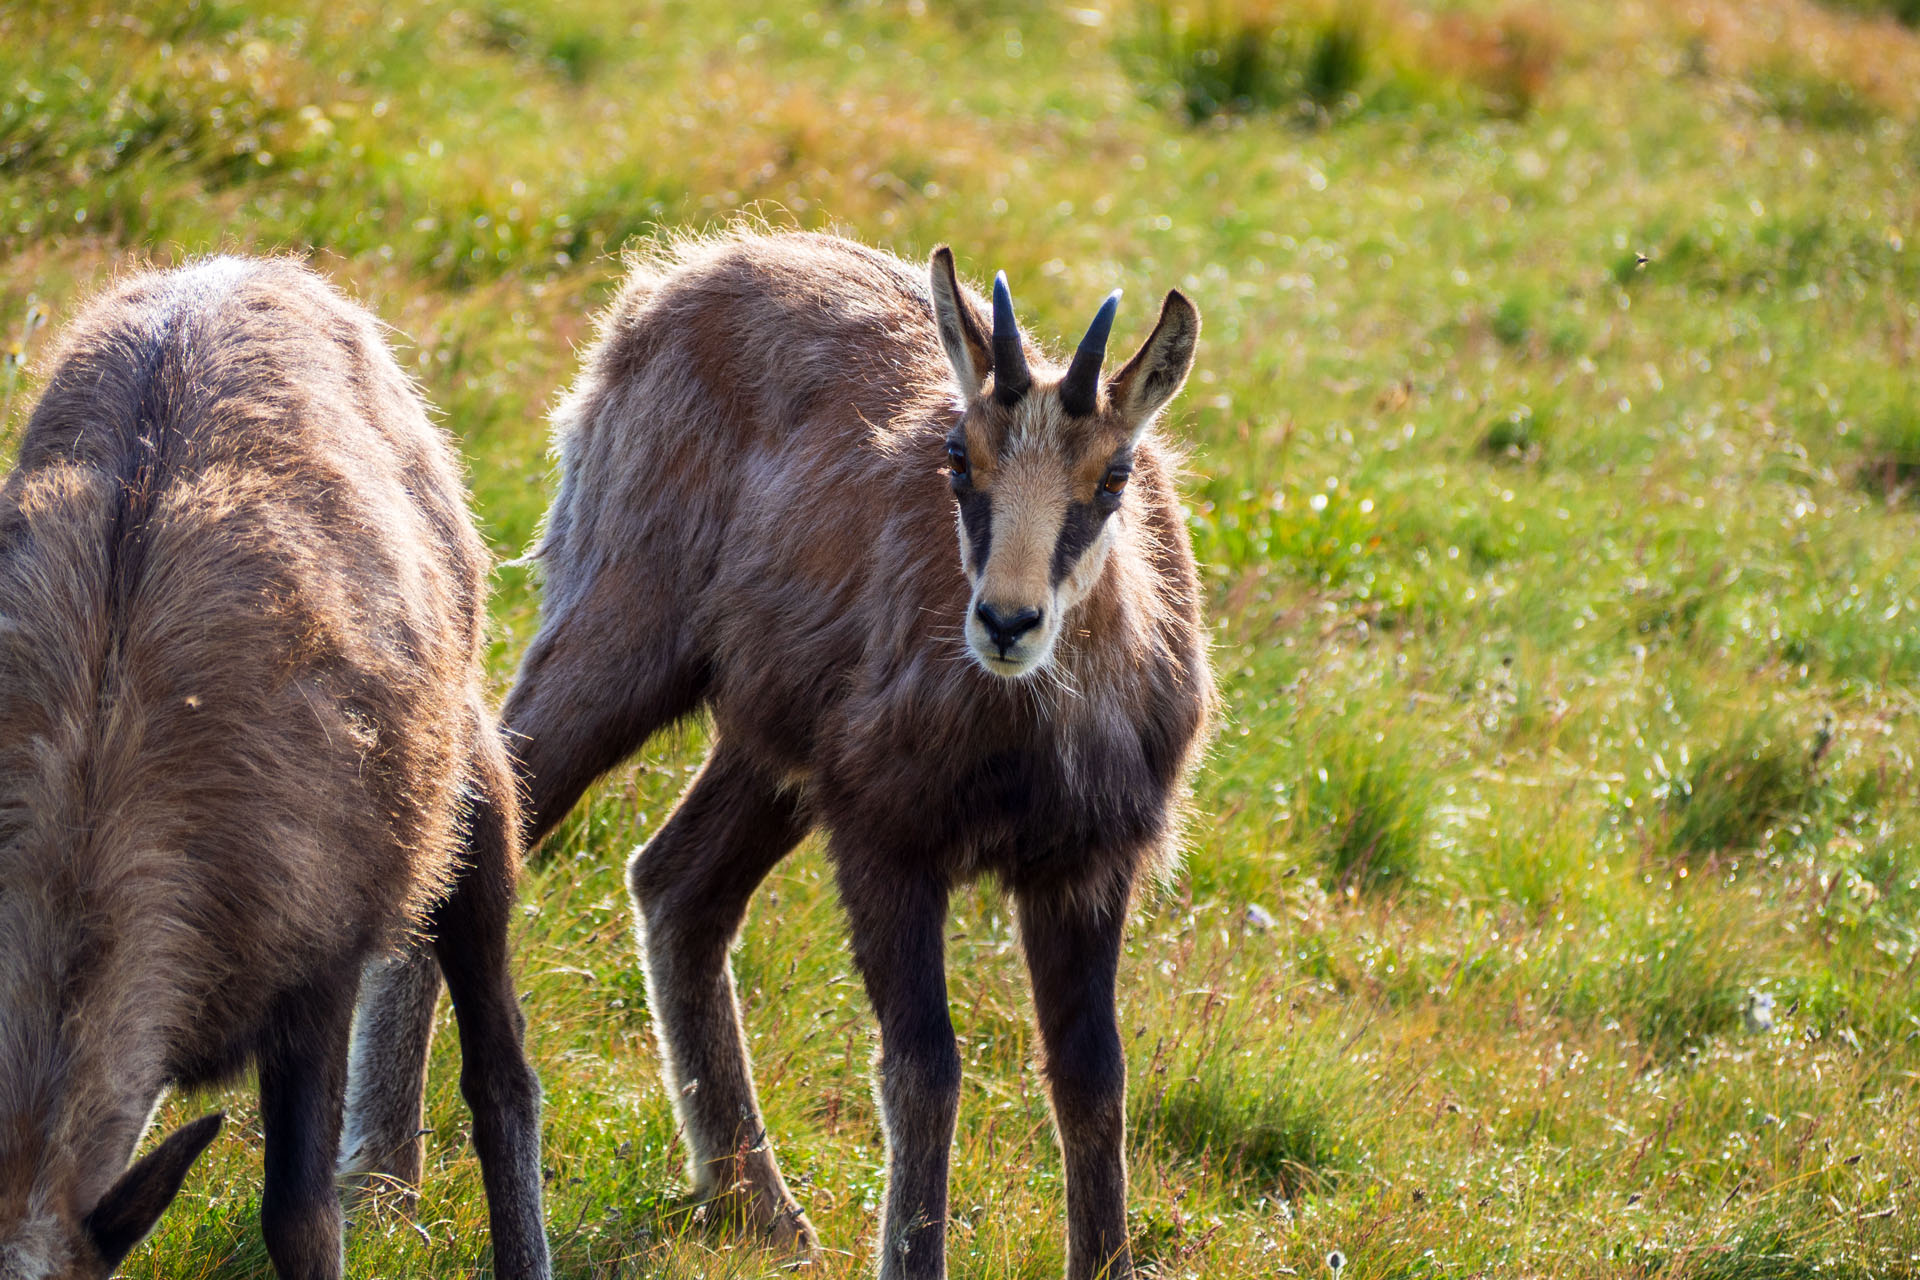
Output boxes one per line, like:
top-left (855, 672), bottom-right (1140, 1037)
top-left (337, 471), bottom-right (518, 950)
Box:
top-left (1547, 901), bottom-right (1765, 1055)
top-left (468, 5), bottom-right (607, 83)
top-left (1636, 1204), bottom-right (1868, 1280)
top-left (1854, 401), bottom-right (1920, 502)
top-left (1125, 0), bottom-right (1375, 124)
top-left (1661, 718), bottom-right (1829, 859)
top-left (1133, 1055), bottom-right (1351, 1194)
top-left (1124, 0), bottom-right (1565, 124)
top-left (1750, 60), bottom-right (1883, 130)
top-left (1480, 403), bottom-right (1549, 462)
top-left (1128, 989), bottom-right (1361, 1199)
top-left (1427, 7), bottom-right (1561, 119)
top-left (1300, 726), bottom-right (1430, 892)
top-left (1820, 0), bottom-right (1920, 27)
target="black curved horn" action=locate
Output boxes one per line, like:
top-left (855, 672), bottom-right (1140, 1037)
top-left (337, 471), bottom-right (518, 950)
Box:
top-left (1059, 289), bottom-right (1121, 418)
top-left (991, 271), bottom-right (1031, 404)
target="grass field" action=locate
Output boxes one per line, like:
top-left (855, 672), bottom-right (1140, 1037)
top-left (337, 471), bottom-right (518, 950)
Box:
top-left (5, 0), bottom-right (1920, 1275)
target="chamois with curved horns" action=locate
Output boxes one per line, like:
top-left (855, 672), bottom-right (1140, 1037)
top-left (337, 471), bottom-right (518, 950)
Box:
top-left (350, 229), bottom-right (1212, 1278)
top-left (0, 259), bottom-right (550, 1279)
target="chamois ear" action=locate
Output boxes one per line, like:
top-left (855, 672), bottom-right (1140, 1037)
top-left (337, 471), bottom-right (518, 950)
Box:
top-left (929, 246), bottom-right (992, 400)
top-left (83, 1113), bottom-right (223, 1270)
top-left (1106, 290), bottom-right (1200, 438)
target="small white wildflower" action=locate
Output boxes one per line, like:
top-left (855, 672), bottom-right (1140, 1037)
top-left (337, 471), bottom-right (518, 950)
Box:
top-left (1742, 991), bottom-right (1775, 1034)
top-left (1327, 1250), bottom-right (1347, 1274)
top-left (1245, 902), bottom-right (1277, 932)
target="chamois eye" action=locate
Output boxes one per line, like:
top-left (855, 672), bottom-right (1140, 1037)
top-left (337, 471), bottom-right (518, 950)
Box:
top-left (1101, 467), bottom-right (1130, 496)
top-left (947, 443), bottom-right (969, 478)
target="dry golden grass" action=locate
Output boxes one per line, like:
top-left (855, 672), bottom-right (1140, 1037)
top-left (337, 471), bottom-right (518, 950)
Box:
top-left (1670, 0), bottom-right (1920, 119)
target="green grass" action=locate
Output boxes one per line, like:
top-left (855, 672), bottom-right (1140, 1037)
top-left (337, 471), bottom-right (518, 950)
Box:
top-left (4, 0), bottom-right (1920, 1275)
top-left (1658, 714), bottom-right (1830, 860)
top-left (1299, 720), bottom-right (1432, 892)
top-left (1822, 0), bottom-right (1920, 26)
top-left (1122, 0), bottom-right (1374, 125)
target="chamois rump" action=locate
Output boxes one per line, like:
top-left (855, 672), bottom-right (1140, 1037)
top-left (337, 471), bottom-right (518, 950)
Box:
top-left (0, 259), bottom-right (549, 1279)
top-left (350, 229), bottom-right (1213, 1279)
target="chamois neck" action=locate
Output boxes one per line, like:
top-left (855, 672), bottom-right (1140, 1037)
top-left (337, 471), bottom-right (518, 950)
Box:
top-left (0, 897), bottom-right (168, 1213)
top-left (1056, 515), bottom-right (1159, 676)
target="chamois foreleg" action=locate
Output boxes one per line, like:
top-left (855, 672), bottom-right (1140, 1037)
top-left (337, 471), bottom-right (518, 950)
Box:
top-left (339, 939), bottom-right (442, 1194)
top-left (839, 861), bottom-right (959, 1280)
top-left (1018, 879), bottom-right (1135, 1280)
top-left (258, 970), bottom-right (357, 1280)
top-left (626, 741), bottom-right (817, 1253)
top-left (429, 726), bottom-right (552, 1280)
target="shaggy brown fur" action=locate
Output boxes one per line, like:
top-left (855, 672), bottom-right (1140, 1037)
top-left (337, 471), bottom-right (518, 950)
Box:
top-left (0, 258), bottom-right (549, 1279)
top-left (353, 229), bottom-right (1212, 1279)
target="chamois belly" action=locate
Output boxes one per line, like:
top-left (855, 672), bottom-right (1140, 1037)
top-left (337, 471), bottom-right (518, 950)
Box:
top-left (813, 710), bottom-right (1169, 895)
top-left (952, 742), bottom-right (1167, 891)
top-left (162, 924), bottom-right (383, 1089)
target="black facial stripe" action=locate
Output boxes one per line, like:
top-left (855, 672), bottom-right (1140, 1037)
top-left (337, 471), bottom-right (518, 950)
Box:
top-left (1050, 499), bottom-right (1109, 586)
top-left (959, 489), bottom-right (993, 573)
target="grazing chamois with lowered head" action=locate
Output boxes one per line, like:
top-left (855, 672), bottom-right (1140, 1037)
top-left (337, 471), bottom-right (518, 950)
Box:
top-left (0, 258), bottom-right (550, 1279)
top-left (351, 229), bottom-right (1212, 1278)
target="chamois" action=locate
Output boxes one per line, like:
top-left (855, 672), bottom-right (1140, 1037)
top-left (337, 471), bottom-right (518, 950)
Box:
top-left (0, 259), bottom-right (550, 1279)
top-left (351, 229), bottom-right (1212, 1279)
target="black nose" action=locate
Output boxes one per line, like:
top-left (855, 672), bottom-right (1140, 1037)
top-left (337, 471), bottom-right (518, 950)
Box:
top-left (976, 602), bottom-right (1043, 654)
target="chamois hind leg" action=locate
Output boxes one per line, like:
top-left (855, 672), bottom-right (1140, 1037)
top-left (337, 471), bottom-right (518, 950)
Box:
top-left (340, 575), bottom-right (699, 1198)
top-left (428, 725), bottom-right (552, 1279)
top-left (626, 741), bottom-right (816, 1254)
top-left (836, 858), bottom-right (958, 1280)
top-left (502, 569), bottom-right (707, 852)
top-left (258, 968), bottom-right (357, 1280)
top-left (338, 939), bottom-right (442, 1196)
top-left (1017, 876), bottom-right (1136, 1280)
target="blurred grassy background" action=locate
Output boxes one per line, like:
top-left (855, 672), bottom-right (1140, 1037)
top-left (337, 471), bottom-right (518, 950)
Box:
top-left (4, 0), bottom-right (1920, 1275)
